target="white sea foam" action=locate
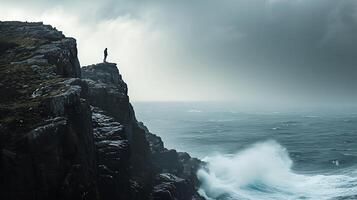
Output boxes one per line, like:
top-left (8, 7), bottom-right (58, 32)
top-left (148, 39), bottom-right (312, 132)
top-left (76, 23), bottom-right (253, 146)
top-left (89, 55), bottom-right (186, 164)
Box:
top-left (188, 109), bottom-right (203, 113)
top-left (197, 140), bottom-right (357, 200)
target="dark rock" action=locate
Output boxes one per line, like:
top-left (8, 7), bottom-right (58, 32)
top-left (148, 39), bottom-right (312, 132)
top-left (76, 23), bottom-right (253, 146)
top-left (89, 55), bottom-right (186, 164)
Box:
top-left (153, 173), bottom-right (195, 200)
top-left (0, 21), bottom-right (97, 200)
top-left (152, 182), bottom-right (177, 200)
top-left (82, 63), bottom-right (129, 124)
top-left (0, 21), bottom-right (80, 78)
top-left (82, 63), bottom-right (126, 88)
top-left (91, 107), bottom-right (131, 200)
top-left (0, 21), bottom-right (203, 200)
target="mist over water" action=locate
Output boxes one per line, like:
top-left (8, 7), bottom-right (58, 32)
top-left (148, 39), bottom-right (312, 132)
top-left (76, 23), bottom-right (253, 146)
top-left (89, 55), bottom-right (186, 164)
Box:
top-left (133, 102), bottom-right (357, 200)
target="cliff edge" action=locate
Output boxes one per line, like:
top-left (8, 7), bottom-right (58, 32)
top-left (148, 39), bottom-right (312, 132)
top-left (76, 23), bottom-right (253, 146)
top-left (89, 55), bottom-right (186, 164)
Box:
top-left (0, 21), bottom-right (203, 200)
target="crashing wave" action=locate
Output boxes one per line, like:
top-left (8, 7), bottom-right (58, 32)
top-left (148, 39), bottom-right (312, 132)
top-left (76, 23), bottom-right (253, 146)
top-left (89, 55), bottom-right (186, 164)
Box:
top-left (197, 140), bottom-right (357, 200)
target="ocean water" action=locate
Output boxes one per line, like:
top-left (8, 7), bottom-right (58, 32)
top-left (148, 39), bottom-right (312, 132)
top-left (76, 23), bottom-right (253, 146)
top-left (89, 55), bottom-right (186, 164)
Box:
top-left (133, 102), bottom-right (357, 200)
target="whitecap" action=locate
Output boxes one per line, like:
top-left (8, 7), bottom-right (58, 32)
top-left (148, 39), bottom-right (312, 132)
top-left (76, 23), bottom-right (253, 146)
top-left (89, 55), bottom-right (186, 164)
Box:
top-left (197, 140), bottom-right (357, 200)
top-left (188, 109), bottom-right (203, 113)
top-left (303, 115), bottom-right (320, 118)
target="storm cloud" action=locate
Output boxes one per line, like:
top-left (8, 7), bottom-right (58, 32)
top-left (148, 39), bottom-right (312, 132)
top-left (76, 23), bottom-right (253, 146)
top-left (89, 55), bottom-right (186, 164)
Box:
top-left (1, 0), bottom-right (357, 106)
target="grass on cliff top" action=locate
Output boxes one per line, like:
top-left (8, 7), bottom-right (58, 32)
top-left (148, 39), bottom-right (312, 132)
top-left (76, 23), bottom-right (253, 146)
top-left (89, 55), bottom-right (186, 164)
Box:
top-left (0, 25), bottom-right (70, 150)
top-left (0, 58), bottom-right (68, 138)
top-left (0, 34), bottom-right (48, 47)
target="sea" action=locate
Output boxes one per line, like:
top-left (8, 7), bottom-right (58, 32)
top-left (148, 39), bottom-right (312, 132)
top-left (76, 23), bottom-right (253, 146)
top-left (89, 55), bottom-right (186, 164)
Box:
top-left (133, 102), bottom-right (357, 200)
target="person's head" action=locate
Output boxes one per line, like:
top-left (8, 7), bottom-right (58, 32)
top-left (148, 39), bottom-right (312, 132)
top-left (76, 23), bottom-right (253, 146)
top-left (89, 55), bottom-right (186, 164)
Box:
top-left (105, 48), bottom-right (107, 50)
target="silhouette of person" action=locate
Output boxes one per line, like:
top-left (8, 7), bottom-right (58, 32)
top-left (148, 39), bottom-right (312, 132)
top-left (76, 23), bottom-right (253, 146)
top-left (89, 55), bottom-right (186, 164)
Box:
top-left (104, 48), bottom-right (108, 63)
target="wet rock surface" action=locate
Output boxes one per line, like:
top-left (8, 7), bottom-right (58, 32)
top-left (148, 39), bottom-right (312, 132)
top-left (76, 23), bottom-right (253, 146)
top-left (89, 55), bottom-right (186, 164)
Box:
top-left (0, 21), bottom-right (203, 200)
top-left (0, 21), bottom-right (96, 200)
top-left (91, 106), bottom-right (131, 200)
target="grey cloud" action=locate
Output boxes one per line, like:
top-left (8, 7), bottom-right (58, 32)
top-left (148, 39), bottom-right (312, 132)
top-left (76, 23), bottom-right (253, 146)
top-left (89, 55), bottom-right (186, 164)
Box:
top-left (2, 0), bottom-right (357, 105)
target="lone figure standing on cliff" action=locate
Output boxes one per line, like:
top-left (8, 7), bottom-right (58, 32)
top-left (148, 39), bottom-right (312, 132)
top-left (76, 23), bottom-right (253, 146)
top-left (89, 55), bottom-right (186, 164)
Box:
top-left (103, 48), bottom-right (108, 63)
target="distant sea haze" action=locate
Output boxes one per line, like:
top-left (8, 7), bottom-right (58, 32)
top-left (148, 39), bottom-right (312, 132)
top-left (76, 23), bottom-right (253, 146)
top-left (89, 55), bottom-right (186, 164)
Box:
top-left (134, 102), bottom-right (357, 200)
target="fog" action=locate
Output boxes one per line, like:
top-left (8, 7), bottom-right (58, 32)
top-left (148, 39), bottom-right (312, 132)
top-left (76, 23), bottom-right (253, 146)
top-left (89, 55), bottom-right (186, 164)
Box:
top-left (1, 0), bottom-right (357, 107)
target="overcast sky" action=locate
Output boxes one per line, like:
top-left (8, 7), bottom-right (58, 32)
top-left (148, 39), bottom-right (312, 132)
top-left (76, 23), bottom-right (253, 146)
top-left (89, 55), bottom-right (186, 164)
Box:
top-left (1, 0), bottom-right (357, 106)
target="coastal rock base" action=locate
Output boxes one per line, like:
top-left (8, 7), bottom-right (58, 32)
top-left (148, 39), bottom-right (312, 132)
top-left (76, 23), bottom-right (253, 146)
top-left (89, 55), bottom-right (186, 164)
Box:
top-left (0, 21), bottom-right (203, 200)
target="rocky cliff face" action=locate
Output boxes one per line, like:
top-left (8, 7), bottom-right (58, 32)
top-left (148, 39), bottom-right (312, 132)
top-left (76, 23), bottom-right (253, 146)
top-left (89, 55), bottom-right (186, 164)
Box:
top-left (0, 21), bottom-right (203, 200)
top-left (82, 63), bottom-right (203, 200)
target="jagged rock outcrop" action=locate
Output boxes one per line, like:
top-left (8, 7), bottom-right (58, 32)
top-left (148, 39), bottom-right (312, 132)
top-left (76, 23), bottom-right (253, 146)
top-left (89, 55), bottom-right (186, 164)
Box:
top-left (0, 21), bottom-right (203, 200)
top-left (82, 63), bottom-right (203, 200)
top-left (0, 21), bottom-right (97, 200)
top-left (91, 106), bottom-right (131, 200)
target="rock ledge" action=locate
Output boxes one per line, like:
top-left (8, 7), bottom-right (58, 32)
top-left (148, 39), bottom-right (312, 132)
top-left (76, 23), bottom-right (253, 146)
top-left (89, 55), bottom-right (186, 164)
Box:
top-left (0, 21), bottom-right (203, 200)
